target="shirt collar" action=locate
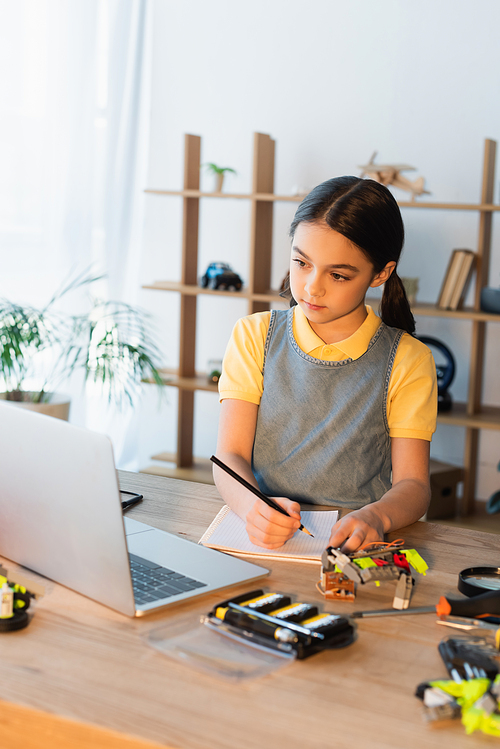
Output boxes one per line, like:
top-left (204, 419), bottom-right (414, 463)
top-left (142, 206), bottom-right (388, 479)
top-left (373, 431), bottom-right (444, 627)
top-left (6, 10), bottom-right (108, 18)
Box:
top-left (292, 305), bottom-right (381, 358)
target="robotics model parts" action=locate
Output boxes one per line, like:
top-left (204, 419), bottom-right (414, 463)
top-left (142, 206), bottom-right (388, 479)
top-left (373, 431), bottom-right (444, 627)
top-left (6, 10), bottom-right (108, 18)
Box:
top-left (318, 540), bottom-right (428, 610)
top-left (0, 564), bottom-right (45, 632)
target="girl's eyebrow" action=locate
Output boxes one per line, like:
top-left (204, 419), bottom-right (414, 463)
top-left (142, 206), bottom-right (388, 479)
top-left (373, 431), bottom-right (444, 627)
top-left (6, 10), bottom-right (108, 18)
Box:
top-left (292, 246), bottom-right (359, 272)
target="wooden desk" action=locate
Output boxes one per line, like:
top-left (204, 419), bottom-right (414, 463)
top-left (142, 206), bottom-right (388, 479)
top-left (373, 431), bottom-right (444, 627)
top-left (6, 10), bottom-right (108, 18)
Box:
top-left (1, 470), bottom-right (499, 749)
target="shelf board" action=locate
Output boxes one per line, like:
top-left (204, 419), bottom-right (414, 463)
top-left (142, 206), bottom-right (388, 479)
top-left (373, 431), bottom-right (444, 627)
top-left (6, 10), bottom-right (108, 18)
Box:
top-left (429, 458), bottom-right (464, 479)
top-left (437, 402), bottom-right (500, 430)
top-left (366, 299), bottom-right (500, 322)
top-left (397, 201), bottom-right (500, 212)
top-left (145, 188), bottom-right (306, 203)
top-left (252, 290), bottom-right (288, 303)
top-left (142, 280), bottom-right (285, 303)
top-left (141, 454), bottom-right (215, 485)
top-left (144, 369), bottom-right (219, 393)
top-left (145, 188), bottom-right (500, 211)
top-left (412, 302), bottom-right (500, 322)
top-left (142, 280), bottom-right (249, 298)
top-left (145, 286), bottom-right (500, 320)
top-left (148, 373), bottom-right (500, 429)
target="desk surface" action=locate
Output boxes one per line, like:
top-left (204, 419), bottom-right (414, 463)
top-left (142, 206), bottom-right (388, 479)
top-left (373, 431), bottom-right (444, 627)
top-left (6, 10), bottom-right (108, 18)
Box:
top-left (1, 470), bottom-right (499, 749)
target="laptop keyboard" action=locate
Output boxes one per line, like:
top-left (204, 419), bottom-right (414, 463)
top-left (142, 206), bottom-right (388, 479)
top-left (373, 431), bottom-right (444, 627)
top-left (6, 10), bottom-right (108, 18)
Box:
top-left (129, 553), bottom-right (207, 605)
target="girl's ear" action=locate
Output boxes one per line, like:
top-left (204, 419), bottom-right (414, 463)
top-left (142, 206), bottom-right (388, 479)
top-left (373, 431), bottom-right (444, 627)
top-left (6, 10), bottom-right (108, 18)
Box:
top-left (370, 261), bottom-right (396, 288)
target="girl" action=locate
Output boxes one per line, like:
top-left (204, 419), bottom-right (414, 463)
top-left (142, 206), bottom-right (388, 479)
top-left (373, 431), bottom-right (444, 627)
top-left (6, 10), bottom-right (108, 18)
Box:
top-left (214, 176), bottom-right (437, 552)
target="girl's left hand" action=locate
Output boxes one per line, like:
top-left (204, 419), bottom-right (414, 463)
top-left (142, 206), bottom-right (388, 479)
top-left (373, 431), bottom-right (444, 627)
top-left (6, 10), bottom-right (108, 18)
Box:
top-left (328, 507), bottom-right (385, 553)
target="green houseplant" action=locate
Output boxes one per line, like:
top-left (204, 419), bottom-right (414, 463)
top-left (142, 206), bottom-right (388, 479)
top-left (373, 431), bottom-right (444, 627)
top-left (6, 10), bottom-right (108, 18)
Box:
top-left (203, 162), bottom-right (237, 192)
top-left (0, 271), bottom-right (164, 418)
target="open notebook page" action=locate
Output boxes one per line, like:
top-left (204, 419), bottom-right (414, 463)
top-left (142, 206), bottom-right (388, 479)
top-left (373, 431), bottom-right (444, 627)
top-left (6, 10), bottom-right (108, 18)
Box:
top-left (199, 506), bottom-right (338, 563)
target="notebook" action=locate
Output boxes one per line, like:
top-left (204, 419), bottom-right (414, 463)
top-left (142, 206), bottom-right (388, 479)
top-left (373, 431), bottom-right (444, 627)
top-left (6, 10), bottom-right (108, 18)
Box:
top-left (199, 505), bottom-right (338, 563)
top-left (0, 404), bottom-right (269, 617)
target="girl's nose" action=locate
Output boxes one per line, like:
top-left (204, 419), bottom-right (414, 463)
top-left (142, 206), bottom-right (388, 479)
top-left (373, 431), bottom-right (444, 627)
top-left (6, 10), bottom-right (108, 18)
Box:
top-left (305, 274), bottom-right (324, 298)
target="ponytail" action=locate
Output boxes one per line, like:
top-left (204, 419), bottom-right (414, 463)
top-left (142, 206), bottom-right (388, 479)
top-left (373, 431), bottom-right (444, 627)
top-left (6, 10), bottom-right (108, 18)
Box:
top-left (380, 271), bottom-right (415, 335)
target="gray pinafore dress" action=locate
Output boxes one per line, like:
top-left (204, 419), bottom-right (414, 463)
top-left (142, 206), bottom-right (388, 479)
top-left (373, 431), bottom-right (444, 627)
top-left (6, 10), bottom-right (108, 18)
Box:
top-left (252, 308), bottom-right (403, 508)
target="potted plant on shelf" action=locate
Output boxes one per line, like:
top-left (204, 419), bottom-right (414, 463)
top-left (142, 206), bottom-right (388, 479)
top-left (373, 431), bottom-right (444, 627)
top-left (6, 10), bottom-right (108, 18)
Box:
top-left (0, 270), bottom-right (164, 420)
top-left (203, 162), bottom-right (237, 193)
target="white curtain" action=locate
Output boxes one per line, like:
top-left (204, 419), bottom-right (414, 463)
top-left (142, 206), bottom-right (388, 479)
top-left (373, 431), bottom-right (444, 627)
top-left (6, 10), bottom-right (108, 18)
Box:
top-left (0, 0), bottom-right (152, 467)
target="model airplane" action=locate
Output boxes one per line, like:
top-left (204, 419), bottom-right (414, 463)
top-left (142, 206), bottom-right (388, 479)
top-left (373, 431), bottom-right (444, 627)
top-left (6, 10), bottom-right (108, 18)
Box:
top-left (359, 152), bottom-right (430, 200)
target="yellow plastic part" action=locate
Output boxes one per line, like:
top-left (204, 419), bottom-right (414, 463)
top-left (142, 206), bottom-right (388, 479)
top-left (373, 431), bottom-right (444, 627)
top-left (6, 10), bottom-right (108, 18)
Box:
top-left (353, 558), bottom-right (378, 569)
top-left (462, 706), bottom-right (500, 736)
top-left (429, 678), bottom-right (489, 704)
top-left (429, 678), bottom-right (500, 736)
top-left (402, 549), bottom-right (428, 575)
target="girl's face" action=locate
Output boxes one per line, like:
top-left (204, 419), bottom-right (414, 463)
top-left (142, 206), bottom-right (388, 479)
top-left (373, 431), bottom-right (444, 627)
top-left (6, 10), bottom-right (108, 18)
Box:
top-left (289, 222), bottom-right (395, 343)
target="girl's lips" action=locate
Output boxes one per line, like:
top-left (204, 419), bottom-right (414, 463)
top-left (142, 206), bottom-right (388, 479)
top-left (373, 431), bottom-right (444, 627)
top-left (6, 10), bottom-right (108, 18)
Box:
top-left (304, 300), bottom-right (326, 311)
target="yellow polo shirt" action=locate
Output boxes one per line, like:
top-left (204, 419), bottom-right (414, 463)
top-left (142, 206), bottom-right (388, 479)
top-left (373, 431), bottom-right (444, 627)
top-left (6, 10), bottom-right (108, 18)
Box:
top-left (219, 306), bottom-right (437, 441)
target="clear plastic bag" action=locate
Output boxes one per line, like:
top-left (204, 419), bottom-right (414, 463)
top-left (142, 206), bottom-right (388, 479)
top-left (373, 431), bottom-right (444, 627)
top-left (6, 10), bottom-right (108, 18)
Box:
top-left (147, 612), bottom-right (296, 682)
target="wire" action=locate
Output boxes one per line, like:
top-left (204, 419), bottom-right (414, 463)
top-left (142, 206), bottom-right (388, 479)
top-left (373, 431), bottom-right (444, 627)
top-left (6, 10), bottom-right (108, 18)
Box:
top-left (358, 538), bottom-right (405, 552)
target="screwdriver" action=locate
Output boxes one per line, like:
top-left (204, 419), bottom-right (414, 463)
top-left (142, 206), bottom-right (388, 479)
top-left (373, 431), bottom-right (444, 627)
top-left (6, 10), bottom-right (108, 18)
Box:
top-left (352, 588), bottom-right (500, 619)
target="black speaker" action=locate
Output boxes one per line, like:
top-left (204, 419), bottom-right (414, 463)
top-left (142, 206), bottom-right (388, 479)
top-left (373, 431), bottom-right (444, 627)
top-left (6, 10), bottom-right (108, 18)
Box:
top-left (416, 336), bottom-right (455, 413)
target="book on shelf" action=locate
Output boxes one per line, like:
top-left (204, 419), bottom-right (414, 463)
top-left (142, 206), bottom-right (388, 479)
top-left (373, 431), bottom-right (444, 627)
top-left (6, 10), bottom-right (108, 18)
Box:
top-left (437, 249), bottom-right (476, 310)
top-left (448, 251), bottom-right (476, 309)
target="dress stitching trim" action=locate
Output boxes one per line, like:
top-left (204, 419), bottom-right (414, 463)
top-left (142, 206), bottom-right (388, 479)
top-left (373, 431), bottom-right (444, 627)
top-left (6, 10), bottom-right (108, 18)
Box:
top-left (286, 307), bottom-right (387, 368)
top-left (382, 328), bottom-right (404, 433)
top-left (262, 310), bottom-right (277, 373)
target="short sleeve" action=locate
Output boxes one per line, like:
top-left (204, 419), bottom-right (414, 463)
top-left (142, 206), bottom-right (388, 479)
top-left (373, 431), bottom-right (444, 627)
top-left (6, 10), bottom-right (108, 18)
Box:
top-left (218, 312), bottom-right (271, 405)
top-left (387, 334), bottom-right (438, 441)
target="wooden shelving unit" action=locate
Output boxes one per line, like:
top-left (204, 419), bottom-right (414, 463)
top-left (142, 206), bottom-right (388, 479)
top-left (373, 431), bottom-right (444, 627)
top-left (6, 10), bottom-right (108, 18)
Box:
top-left (143, 134), bottom-right (500, 511)
top-left (434, 138), bottom-right (498, 514)
top-left (142, 132), bottom-right (285, 482)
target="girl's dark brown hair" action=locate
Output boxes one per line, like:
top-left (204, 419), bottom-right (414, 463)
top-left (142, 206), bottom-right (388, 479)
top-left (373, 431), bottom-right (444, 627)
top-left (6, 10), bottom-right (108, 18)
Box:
top-left (287, 176), bottom-right (415, 334)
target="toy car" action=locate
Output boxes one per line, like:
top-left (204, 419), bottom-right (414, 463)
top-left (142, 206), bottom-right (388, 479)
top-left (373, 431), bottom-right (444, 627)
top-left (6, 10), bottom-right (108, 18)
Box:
top-left (200, 263), bottom-right (243, 291)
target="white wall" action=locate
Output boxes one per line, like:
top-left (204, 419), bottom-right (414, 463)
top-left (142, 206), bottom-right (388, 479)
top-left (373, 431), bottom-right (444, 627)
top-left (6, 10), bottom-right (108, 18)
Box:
top-left (137, 0), bottom-right (500, 500)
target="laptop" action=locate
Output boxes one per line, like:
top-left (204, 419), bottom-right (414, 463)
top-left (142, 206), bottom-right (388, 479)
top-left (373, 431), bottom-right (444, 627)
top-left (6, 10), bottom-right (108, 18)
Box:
top-left (0, 404), bottom-right (268, 616)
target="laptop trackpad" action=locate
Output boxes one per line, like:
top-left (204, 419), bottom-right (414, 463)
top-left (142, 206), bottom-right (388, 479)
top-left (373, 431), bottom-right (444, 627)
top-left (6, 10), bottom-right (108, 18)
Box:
top-left (123, 517), bottom-right (155, 536)
top-left (125, 519), bottom-right (264, 585)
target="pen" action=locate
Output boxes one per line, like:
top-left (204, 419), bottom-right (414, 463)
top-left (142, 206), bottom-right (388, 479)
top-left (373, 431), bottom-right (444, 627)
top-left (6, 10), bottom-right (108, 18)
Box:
top-left (210, 455), bottom-right (314, 537)
top-left (121, 495), bottom-right (143, 512)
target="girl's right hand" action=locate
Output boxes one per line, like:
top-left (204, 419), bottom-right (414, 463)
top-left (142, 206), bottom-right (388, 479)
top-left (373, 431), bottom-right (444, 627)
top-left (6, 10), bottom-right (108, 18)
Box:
top-left (245, 497), bottom-right (301, 549)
